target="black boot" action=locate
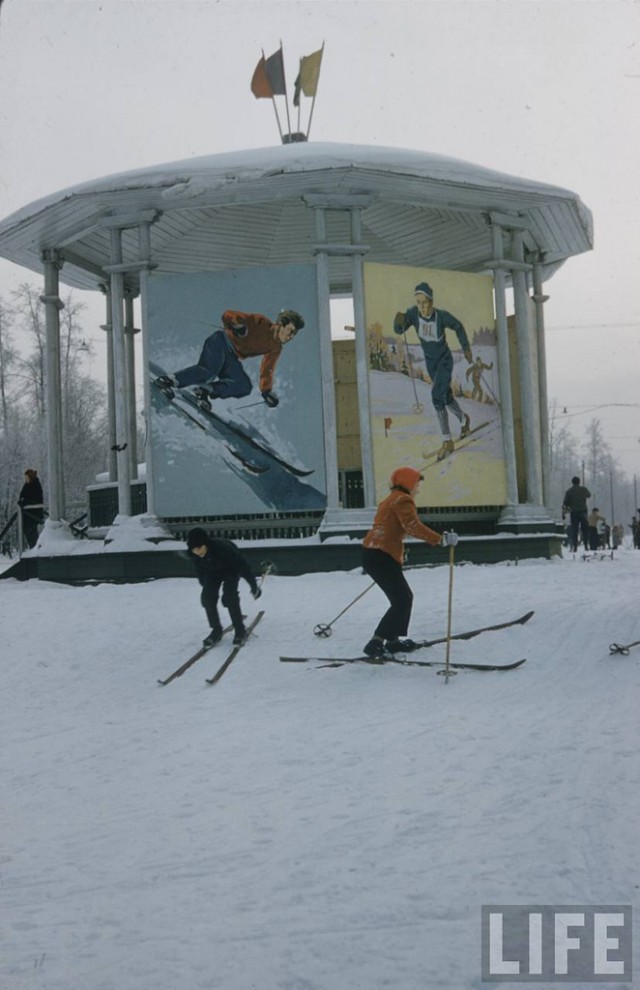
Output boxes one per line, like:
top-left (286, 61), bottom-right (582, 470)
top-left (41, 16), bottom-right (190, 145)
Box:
top-left (203, 628), bottom-right (222, 648)
top-left (385, 638), bottom-right (419, 653)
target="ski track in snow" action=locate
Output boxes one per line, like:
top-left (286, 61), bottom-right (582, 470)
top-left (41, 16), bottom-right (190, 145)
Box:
top-left (1, 550), bottom-right (638, 989)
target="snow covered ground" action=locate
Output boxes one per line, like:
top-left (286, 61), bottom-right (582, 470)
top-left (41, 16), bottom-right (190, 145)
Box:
top-left (2, 545), bottom-right (638, 989)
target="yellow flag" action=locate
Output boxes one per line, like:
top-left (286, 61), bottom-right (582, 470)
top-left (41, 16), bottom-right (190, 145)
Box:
top-left (293, 48), bottom-right (323, 107)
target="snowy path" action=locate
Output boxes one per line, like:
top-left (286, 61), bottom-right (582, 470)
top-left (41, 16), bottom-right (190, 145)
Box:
top-left (2, 550), bottom-right (638, 989)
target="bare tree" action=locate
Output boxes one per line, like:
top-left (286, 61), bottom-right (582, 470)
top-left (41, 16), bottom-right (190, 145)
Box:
top-left (1, 283), bottom-right (108, 516)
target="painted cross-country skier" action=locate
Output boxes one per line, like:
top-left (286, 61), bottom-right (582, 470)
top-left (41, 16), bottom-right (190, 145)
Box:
top-left (465, 355), bottom-right (494, 403)
top-left (394, 282), bottom-right (473, 461)
top-left (154, 308), bottom-right (305, 411)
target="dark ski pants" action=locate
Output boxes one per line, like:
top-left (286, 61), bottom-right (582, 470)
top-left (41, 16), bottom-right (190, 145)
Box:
top-left (201, 577), bottom-right (244, 636)
top-left (362, 547), bottom-right (413, 640)
top-left (175, 331), bottom-right (252, 399)
top-left (569, 510), bottom-right (590, 552)
top-left (424, 350), bottom-right (463, 435)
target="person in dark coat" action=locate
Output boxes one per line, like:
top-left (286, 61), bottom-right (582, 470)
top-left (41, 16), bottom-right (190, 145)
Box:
top-left (18, 468), bottom-right (44, 549)
top-left (186, 527), bottom-right (262, 646)
top-left (562, 476), bottom-right (591, 552)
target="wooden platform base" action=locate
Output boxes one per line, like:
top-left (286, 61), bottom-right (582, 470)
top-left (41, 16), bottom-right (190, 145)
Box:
top-left (2, 532), bottom-right (563, 584)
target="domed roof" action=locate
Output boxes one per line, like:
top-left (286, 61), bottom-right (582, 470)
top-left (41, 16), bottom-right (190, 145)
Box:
top-left (0, 142), bottom-right (592, 291)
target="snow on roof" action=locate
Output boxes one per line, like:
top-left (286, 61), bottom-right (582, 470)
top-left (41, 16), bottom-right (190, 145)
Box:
top-left (0, 141), bottom-right (585, 232)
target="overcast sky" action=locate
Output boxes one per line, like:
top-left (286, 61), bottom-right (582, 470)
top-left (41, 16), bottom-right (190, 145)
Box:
top-left (1, 0), bottom-right (639, 478)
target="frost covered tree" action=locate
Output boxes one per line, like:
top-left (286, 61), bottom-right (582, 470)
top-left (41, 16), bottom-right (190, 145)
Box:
top-left (0, 285), bottom-right (108, 530)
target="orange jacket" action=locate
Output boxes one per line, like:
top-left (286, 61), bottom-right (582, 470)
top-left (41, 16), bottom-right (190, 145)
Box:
top-left (222, 310), bottom-right (283, 393)
top-left (363, 488), bottom-right (442, 564)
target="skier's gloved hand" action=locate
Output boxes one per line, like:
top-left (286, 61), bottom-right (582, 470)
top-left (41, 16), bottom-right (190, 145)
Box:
top-left (251, 586), bottom-right (262, 600)
top-left (229, 323), bottom-right (247, 337)
top-left (464, 347), bottom-right (473, 363)
top-left (261, 390), bottom-right (279, 408)
top-left (442, 531), bottom-right (459, 547)
top-left (393, 310), bottom-right (408, 334)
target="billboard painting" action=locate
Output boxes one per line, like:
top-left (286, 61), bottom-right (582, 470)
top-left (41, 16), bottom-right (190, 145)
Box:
top-left (363, 263), bottom-right (507, 506)
top-left (147, 265), bottom-right (327, 517)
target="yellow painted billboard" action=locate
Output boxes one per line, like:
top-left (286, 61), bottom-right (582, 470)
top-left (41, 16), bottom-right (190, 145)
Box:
top-left (363, 263), bottom-right (507, 506)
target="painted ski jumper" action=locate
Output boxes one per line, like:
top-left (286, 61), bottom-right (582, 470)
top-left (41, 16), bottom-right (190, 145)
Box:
top-left (165, 309), bottom-right (304, 407)
top-left (394, 282), bottom-right (472, 457)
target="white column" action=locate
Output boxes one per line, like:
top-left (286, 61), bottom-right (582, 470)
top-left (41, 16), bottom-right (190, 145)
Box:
top-left (40, 251), bottom-right (65, 520)
top-left (108, 228), bottom-right (132, 516)
top-left (99, 283), bottom-right (117, 481)
top-left (511, 231), bottom-right (543, 504)
top-left (124, 289), bottom-right (139, 479)
top-left (532, 255), bottom-right (551, 507)
top-left (490, 224), bottom-right (519, 506)
top-left (351, 209), bottom-right (376, 507)
top-left (138, 265), bottom-right (156, 516)
top-left (313, 207), bottom-right (340, 510)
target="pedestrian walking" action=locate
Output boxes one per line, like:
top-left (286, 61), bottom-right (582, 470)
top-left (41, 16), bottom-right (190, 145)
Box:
top-left (562, 476), bottom-right (591, 552)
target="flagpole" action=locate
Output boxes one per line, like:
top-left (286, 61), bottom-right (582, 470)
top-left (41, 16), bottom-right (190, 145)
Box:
top-left (279, 40), bottom-right (293, 142)
top-left (305, 41), bottom-right (324, 140)
top-left (263, 48), bottom-right (284, 142)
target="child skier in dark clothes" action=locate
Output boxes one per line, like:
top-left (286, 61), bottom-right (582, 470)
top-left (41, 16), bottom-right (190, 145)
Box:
top-left (186, 527), bottom-right (262, 646)
top-left (361, 467), bottom-right (458, 657)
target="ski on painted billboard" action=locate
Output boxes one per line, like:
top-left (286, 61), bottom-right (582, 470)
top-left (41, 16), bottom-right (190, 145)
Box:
top-left (363, 262), bottom-right (507, 506)
top-left (147, 265), bottom-right (327, 517)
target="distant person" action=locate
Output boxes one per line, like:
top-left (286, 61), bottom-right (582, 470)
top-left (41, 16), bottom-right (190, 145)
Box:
top-left (562, 476), bottom-right (591, 552)
top-left (587, 507), bottom-right (606, 551)
top-left (361, 467), bottom-right (458, 657)
top-left (394, 282), bottom-right (473, 461)
top-left (465, 355), bottom-right (494, 403)
top-left (186, 527), bottom-right (262, 647)
top-left (612, 523), bottom-right (623, 549)
top-left (18, 468), bottom-right (44, 549)
top-left (155, 308), bottom-right (305, 410)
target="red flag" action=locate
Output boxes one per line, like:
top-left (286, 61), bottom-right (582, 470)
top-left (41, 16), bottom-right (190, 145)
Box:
top-left (251, 47), bottom-right (286, 99)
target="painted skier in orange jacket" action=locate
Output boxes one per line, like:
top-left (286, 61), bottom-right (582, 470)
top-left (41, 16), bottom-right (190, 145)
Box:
top-left (155, 308), bottom-right (304, 409)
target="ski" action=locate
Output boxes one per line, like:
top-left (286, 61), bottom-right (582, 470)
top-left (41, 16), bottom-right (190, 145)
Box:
top-left (413, 609), bottom-right (534, 649)
top-left (157, 622), bottom-right (239, 685)
top-left (150, 362), bottom-right (314, 478)
top-left (288, 610), bottom-right (534, 665)
top-left (421, 420), bottom-right (494, 465)
top-left (609, 639), bottom-right (640, 656)
top-left (305, 655), bottom-right (527, 672)
top-left (205, 611), bottom-right (265, 685)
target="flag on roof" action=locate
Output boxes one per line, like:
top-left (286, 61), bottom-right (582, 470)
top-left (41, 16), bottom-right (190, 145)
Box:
top-left (293, 47), bottom-right (324, 107)
top-left (251, 47), bottom-right (286, 99)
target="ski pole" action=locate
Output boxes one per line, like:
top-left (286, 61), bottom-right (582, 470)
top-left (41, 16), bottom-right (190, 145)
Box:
top-left (609, 638), bottom-right (640, 656)
top-left (437, 543), bottom-right (457, 682)
top-left (313, 581), bottom-right (376, 638)
top-left (403, 332), bottom-right (424, 414)
top-left (480, 372), bottom-right (501, 409)
top-left (259, 561), bottom-right (276, 587)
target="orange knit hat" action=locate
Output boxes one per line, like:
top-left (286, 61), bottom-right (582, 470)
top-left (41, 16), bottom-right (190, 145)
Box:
top-left (390, 467), bottom-right (423, 491)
